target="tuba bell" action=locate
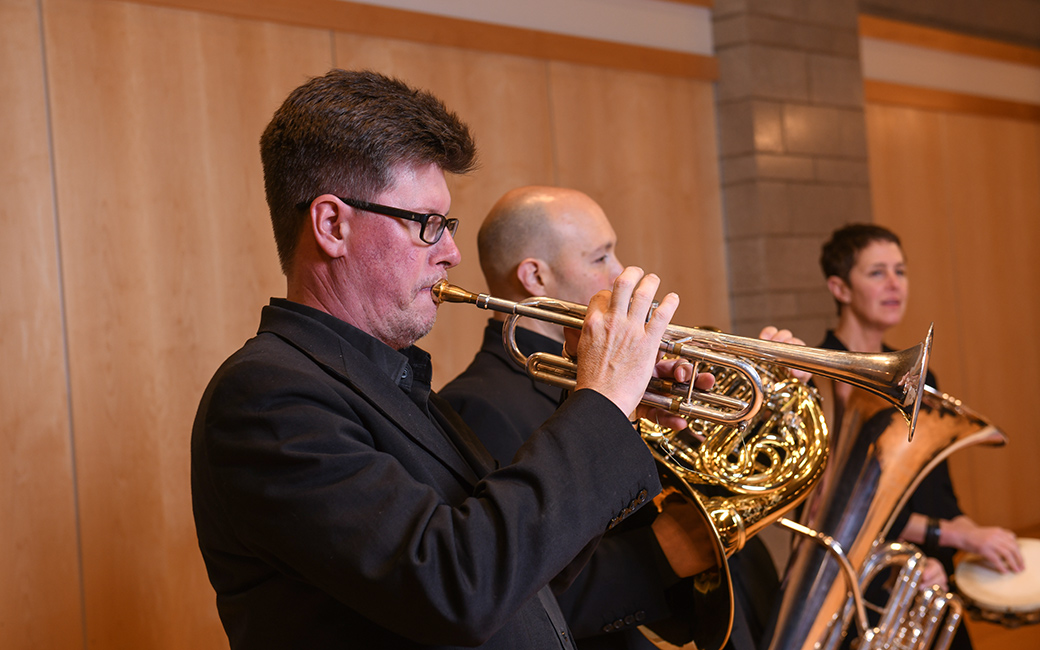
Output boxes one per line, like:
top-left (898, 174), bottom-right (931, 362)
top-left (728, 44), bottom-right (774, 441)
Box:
top-left (762, 383), bottom-right (1008, 650)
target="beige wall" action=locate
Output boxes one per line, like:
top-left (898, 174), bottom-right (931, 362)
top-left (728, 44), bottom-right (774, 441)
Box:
top-left (1, 0), bottom-right (725, 647)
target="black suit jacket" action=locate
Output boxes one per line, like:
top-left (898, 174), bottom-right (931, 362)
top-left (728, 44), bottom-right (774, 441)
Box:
top-left (191, 301), bottom-right (662, 649)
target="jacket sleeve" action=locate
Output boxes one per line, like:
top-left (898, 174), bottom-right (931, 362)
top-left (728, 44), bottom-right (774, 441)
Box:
top-left (553, 517), bottom-right (680, 638)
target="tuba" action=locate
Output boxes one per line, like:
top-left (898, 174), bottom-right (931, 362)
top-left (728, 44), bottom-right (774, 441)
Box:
top-left (432, 281), bottom-right (933, 650)
top-left (762, 383), bottom-right (1008, 650)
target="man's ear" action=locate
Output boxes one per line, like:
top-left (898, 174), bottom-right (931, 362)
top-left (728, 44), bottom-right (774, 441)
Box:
top-left (516, 257), bottom-right (552, 297)
top-left (308, 194), bottom-right (350, 259)
top-left (826, 275), bottom-right (851, 305)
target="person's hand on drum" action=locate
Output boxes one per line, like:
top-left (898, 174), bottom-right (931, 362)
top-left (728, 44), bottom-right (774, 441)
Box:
top-left (946, 515), bottom-right (1025, 574)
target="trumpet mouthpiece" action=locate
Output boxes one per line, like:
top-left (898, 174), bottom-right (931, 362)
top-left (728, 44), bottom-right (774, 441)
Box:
top-left (431, 280), bottom-right (477, 305)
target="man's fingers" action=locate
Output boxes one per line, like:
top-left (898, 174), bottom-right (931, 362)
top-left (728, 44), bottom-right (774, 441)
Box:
top-left (605, 267), bottom-right (643, 314)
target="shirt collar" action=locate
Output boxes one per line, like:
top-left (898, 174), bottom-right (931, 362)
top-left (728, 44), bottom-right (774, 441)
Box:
top-left (271, 298), bottom-right (433, 404)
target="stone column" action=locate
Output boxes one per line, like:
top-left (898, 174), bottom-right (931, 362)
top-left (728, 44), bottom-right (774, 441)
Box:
top-left (713, 0), bottom-right (871, 344)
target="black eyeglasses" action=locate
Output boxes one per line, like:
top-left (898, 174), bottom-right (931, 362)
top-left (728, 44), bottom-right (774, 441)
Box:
top-left (297, 196), bottom-right (458, 244)
top-left (323, 197), bottom-right (458, 245)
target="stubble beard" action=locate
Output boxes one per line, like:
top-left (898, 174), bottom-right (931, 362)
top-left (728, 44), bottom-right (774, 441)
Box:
top-left (381, 292), bottom-right (438, 350)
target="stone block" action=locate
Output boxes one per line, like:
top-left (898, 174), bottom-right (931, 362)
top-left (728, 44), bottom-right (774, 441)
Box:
top-left (730, 289), bottom-right (797, 322)
top-left (714, 14), bottom-right (750, 49)
top-left (716, 100), bottom-right (756, 157)
top-left (757, 154), bottom-right (816, 181)
top-left (746, 0), bottom-right (859, 29)
top-left (720, 154), bottom-right (760, 185)
top-left (721, 182), bottom-right (763, 235)
top-left (788, 183), bottom-right (873, 233)
top-left (731, 298), bottom-right (828, 340)
top-left (718, 100), bottom-right (785, 156)
top-left (716, 46), bottom-right (755, 101)
top-left (721, 153), bottom-right (818, 184)
top-left (802, 0), bottom-right (859, 29)
top-left (752, 100), bottom-right (785, 153)
top-left (743, 14), bottom-right (859, 56)
top-left (717, 45), bottom-right (809, 102)
top-left (727, 234), bottom-right (820, 294)
top-left (749, 45), bottom-right (810, 102)
top-left (782, 104), bottom-right (867, 157)
top-left (808, 54), bottom-right (865, 107)
top-left (722, 180), bottom-right (792, 237)
top-left (726, 237), bottom-right (768, 293)
top-left (713, 0), bottom-right (750, 20)
top-left (755, 181), bottom-right (794, 233)
top-left (729, 291), bottom-right (763, 324)
top-left (813, 158), bottom-right (871, 185)
top-left (765, 235), bottom-right (823, 288)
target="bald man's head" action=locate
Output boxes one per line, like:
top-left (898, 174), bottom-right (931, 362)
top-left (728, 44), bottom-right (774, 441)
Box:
top-left (477, 186), bottom-right (622, 305)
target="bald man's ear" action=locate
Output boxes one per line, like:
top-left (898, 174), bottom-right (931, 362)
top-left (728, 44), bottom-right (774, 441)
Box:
top-left (516, 258), bottom-right (553, 298)
top-left (308, 194), bottom-right (350, 259)
top-left (826, 275), bottom-right (851, 305)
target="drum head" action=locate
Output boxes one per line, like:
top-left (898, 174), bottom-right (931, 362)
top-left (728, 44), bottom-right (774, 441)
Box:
top-left (955, 537), bottom-right (1040, 614)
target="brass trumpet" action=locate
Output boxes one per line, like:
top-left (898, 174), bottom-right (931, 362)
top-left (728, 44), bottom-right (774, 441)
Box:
top-left (432, 280), bottom-right (933, 440)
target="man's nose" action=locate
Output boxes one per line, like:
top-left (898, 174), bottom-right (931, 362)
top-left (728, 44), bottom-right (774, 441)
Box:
top-left (436, 230), bottom-right (462, 267)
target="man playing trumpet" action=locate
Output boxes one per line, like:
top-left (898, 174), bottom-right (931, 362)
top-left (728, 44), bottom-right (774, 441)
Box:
top-left (192, 69), bottom-right (719, 650)
top-left (441, 186), bottom-right (807, 650)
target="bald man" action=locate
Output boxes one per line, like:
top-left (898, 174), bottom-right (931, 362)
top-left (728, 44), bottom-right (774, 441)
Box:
top-left (440, 186), bottom-right (781, 650)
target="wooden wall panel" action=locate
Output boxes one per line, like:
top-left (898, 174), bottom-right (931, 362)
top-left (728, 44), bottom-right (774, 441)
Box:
top-left (865, 106), bottom-right (967, 383)
top-left (941, 113), bottom-right (1040, 530)
top-left (333, 32), bottom-right (559, 388)
top-left (867, 104), bottom-right (1040, 532)
top-left (549, 63), bottom-right (730, 329)
top-left (0, 1), bottom-right (84, 648)
top-left (41, 0), bottom-right (332, 646)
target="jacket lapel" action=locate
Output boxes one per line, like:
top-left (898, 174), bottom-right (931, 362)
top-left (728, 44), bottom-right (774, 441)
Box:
top-left (261, 306), bottom-right (484, 488)
top-left (485, 322), bottom-right (564, 405)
